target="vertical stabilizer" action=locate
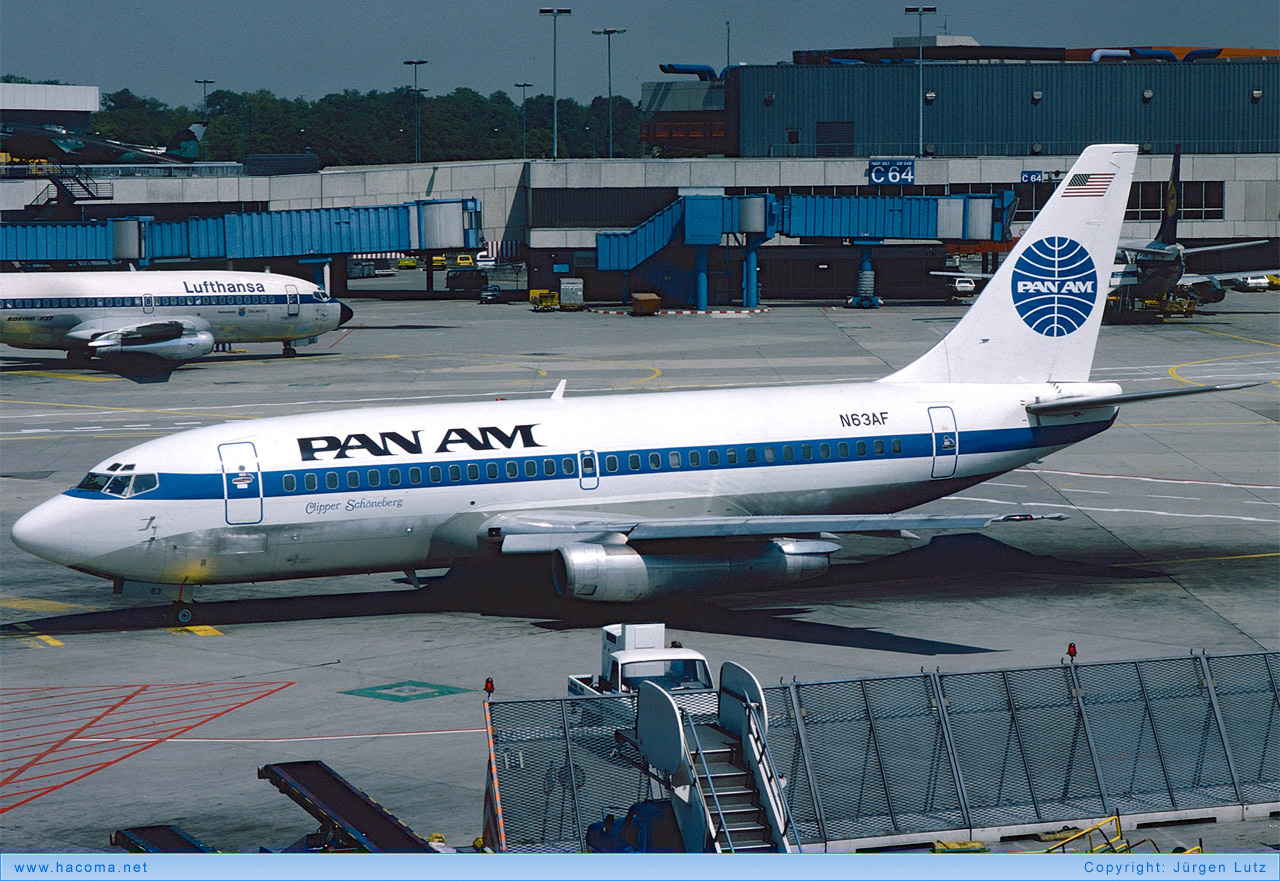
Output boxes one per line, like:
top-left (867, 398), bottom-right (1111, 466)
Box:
top-left (884, 144), bottom-right (1137, 384)
top-left (1155, 144), bottom-right (1181, 245)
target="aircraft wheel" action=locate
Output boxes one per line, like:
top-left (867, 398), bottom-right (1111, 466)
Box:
top-left (169, 604), bottom-right (195, 625)
top-left (283, 344), bottom-right (297, 358)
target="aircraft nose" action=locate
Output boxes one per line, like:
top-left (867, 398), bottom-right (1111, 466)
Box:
top-left (338, 302), bottom-right (354, 327)
top-left (11, 494), bottom-right (78, 566)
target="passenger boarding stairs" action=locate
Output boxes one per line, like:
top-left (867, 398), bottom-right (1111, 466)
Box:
top-left (633, 662), bottom-right (797, 853)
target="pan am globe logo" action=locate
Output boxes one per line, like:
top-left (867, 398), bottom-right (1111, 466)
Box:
top-left (1009, 236), bottom-right (1098, 336)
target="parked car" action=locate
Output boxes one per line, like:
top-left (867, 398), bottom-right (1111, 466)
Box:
top-left (844, 294), bottom-right (883, 309)
top-left (952, 277), bottom-right (977, 293)
top-left (478, 284), bottom-right (504, 303)
top-left (1232, 276), bottom-right (1270, 292)
top-left (446, 269), bottom-right (488, 292)
top-left (396, 257), bottom-right (418, 270)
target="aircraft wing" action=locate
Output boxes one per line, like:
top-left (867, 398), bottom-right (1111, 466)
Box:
top-left (1179, 268), bottom-right (1280, 286)
top-left (482, 511), bottom-right (1064, 554)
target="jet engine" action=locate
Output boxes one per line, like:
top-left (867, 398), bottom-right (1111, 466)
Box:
top-left (551, 539), bottom-right (838, 602)
top-left (88, 326), bottom-right (215, 360)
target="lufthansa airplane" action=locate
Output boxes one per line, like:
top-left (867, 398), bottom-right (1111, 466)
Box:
top-left (0, 270), bottom-right (354, 362)
top-left (1113, 146), bottom-right (1276, 305)
top-left (10, 145), bottom-right (1259, 622)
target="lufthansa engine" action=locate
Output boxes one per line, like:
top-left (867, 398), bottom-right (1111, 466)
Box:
top-left (551, 539), bottom-right (838, 602)
top-left (89, 329), bottom-right (216, 361)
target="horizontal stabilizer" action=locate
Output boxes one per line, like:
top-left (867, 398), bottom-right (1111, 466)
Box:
top-left (1027, 381), bottom-right (1266, 415)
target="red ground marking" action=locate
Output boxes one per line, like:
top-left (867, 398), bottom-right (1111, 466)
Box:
top-left (0, 682), bottom-right (292, 813)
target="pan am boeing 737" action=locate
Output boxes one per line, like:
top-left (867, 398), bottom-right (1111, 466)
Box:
top-left (10, 146), bottom-right (1260, 622)
top-left (0, 270), bottom-right (353, 363)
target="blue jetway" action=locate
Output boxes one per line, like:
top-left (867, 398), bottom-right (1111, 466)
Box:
top-left (0, 198), bottom-right (482, 265)
top-left (597, 191), bottom-right (1014, 309)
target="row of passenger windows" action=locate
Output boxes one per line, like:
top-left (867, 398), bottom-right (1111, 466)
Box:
top-left (2, 295), bottom-right (289, 310)
top-left (283, 456), bottom-right (582, 492)
top-left (279, 439), bottom-right (906, 493)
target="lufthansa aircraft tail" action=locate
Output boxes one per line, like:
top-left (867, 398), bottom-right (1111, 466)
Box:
top-left (885, 143), bottom-right (1138, 384)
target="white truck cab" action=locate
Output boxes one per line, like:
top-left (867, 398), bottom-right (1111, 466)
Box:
top-left (569, 623), bottom-right (713, 697)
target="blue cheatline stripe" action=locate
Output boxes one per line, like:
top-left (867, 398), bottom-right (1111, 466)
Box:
top-left (1, 294), bottom-right (329, 311)
top-left (61, 418), bottom-right (1112, 504)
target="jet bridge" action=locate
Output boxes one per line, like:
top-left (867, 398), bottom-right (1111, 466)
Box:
top-left (595, 191), bottom-right (1015, 310)
top-left (258, 760), bottom-right (444, 853)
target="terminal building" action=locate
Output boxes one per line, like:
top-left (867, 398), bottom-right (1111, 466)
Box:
top-left (2, 43), bottom-right (1277, 307)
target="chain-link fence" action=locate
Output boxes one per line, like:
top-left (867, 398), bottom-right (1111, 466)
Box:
top-left (486, 652), bottom-right (1278, 851)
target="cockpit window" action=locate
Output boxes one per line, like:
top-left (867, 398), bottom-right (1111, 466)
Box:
top-left (76, 472), bottom-right (111, 492)
top-left (132, 473), bottom-right (158, 495)
top-left (316, 289), bottom-right (331, 301)
top-left (105, 475), bottom-right (132, 496)
top-left (76, 471), bottom-right (158, 497)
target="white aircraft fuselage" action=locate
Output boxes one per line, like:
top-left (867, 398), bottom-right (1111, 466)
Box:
top-left (12, 379), bottom-right (1118, 589)
top-left (0, 270), bottom-right (352, 360)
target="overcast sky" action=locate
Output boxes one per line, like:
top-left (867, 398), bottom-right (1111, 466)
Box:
top-left (2, 0), bottom-right (1277, 109)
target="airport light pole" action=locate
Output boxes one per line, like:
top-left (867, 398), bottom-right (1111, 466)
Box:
top-left (592, 28), bottom-right (625, 159)
top-left (194, 80), bottom-right (214, 160)
top-left (403, 59), bottom-right (427, 163)
top-left (515, 82), bottom-right (532, 159)
top-left (539, 8), bottom-right (571, 159)
top-left (904, 6), bottom-right (936, 158)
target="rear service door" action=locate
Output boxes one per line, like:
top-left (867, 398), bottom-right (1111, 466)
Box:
top-left (219, 442), bottom-right (263, 524)
top-left (928, 406), bottom-right (958, 479)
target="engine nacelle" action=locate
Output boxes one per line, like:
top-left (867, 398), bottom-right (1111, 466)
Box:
top-left (551, 539), bottom-right (837, 602)
top-left (89, 330), bottom-right (215, 361)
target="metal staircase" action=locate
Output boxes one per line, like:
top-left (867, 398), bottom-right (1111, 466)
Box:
top-left (24, 163), bottom-right (113, 219)
top-left (633, 662), bottom-right (797, 853)
top-left (685, 722), bottom-right (777, 852)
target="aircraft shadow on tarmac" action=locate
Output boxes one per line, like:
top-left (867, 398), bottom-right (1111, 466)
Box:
top-left (1, 350), bottom-right (342, 383)
top-left (2, 535), bottom-right (1153, 656)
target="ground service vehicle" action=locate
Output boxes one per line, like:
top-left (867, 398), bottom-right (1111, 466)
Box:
top-left (559, 278), bottom-right (585, 311)
top-left (397, 257), bottom-right (418, 270)
top-left (586, 801), bottom-right (684, 853)
top-left (530, 288), bottom-right (558, 311)
top-left (445, 269), bottom-right (488, 293)
top-left (567, 623), bottom-right (713, 698)
top-left (455, 254), bottom-right (475, 267)
top-left (844, 295), bottom-right (882, 309)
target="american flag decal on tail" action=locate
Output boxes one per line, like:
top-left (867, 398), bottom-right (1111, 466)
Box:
top-left (1062, 172), bottom-right (1115, 197)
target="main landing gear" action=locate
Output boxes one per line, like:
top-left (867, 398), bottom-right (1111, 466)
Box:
top-left (167, 603), bottom-right (196, 625)
top-left (282, 342), bottom-right (297, 358)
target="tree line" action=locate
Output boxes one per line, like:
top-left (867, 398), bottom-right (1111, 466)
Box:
top-left (3, 75), bottom-right (642, 166)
